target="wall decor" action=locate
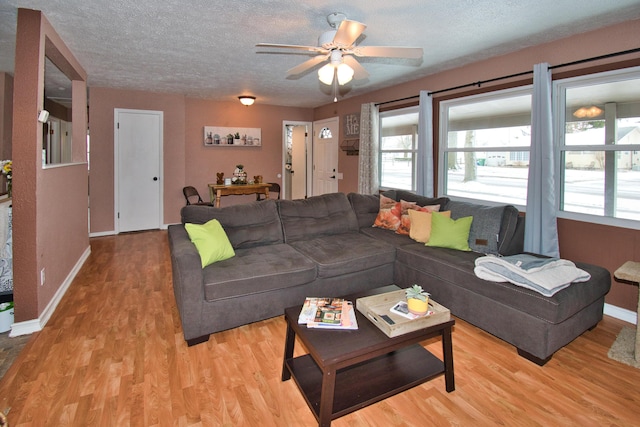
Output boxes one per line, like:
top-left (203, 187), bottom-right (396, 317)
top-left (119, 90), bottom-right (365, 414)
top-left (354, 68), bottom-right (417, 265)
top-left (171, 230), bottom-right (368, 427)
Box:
top-left (204, 126), bottom-right (261, 146)
top-left (343, 113), bottom-right (360, 138)
top-left (341, 112), bottom-right (360, 155)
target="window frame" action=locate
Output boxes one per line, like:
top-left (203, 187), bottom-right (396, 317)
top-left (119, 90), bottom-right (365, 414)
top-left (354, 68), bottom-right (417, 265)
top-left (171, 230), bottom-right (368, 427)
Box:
top-left (438, 85), bottom-right (533, 209)
top-left (378, 106), bottom-right (419, 191)
top-left (553, 66), bottom-right (640, 230)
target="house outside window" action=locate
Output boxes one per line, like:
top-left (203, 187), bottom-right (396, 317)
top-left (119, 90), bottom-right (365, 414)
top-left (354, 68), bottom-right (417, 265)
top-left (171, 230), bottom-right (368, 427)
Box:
top-left (554, 67), bottom-right (640, 225)
top-left (379, 106), bottom-right (419, 191)
top-left (439, 87), bottom-right (532, 207)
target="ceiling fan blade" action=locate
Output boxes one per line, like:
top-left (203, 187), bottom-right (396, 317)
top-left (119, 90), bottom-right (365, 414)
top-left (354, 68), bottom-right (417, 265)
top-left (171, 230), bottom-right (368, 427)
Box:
top-left (343, 56), bottom-right (369, 80)
top-left (333, 19), bottom-right (366, 48)
top-left (256, 43), bottom-right (328, 54)
top-left (351, 46), bottom-right (423, 59)
top-left (286, 55), bottom-right (329, 76)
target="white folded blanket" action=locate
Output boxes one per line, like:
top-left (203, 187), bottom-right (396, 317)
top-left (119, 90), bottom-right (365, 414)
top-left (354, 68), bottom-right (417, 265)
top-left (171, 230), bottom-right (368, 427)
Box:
top-left (474, 254), bottom-right (591, 297)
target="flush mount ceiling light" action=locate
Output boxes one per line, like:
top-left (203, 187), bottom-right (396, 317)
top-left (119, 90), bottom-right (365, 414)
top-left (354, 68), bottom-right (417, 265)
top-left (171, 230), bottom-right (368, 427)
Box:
top-left (573, 105), bottom-right (603, 118)
top-left (238, 96), bottom-right (256, 106)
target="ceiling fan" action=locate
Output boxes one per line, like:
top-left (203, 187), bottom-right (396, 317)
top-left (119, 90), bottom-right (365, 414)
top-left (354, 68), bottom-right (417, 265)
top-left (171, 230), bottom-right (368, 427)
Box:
top-left (256, 12), bottom-right (423, 100)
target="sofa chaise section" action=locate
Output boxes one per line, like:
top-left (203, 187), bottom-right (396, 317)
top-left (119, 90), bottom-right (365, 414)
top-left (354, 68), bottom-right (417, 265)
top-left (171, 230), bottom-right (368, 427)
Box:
top-left (348, 191), bottom-right (611, 365)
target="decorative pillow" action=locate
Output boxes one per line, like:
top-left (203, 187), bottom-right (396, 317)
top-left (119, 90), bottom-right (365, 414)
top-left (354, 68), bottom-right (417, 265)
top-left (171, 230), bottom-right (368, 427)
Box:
top-left (185, 219), bottom-right (235, 267)
top-left (373, 195), bottom-right (402, 231)
top-left (396, 202), bottom-right (440, 235)
top-left (426, 212), bottom-right (473, 251)
top-left (408, 209), bottom-right (451, 243)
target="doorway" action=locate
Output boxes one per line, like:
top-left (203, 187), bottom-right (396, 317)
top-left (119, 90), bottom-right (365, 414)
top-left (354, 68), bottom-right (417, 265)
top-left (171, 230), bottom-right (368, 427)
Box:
top-left (114, 109), bottom-right (163, 233)
top-left (282, 121), bottom-right (312, 200)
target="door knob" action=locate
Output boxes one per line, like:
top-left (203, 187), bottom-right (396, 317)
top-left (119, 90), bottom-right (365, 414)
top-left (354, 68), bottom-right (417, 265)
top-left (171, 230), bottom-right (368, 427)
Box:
top-left (153, 177), bottom-right (158, 181)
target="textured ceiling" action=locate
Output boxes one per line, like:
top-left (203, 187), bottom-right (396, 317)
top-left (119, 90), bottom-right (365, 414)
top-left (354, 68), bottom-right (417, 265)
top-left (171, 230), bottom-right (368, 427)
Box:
top-left (1, 0), bottom-right (640, 108)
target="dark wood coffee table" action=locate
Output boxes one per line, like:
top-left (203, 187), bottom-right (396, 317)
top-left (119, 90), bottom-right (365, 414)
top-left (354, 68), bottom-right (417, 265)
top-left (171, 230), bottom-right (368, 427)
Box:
top-left (282, 285), bottom-right (455, 427)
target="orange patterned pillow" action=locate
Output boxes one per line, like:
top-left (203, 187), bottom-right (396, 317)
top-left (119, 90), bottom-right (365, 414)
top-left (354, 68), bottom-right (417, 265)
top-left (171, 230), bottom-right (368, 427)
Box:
top-left (396, 202), bottom-right (441, 235)
top-left (373, 195), bottom-right (402, 230)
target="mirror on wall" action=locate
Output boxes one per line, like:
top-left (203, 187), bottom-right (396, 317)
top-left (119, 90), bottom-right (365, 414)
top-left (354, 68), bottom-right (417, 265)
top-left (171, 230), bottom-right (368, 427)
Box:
top-left (43, 56), bottom-right (73, 165)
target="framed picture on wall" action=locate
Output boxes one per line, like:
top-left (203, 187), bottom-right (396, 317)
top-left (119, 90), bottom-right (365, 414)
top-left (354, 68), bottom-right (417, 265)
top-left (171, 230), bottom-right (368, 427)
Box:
top-left (204, 126), bottom-right (261, 146)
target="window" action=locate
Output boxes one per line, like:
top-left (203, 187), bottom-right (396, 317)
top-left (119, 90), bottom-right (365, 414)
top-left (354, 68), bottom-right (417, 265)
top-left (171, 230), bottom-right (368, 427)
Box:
top-left (555, 67), bottom-right (640, 224)
top-left (439, 87), bottom-right (532, 206)
top-left (379, 107), bottom-right (419, 190)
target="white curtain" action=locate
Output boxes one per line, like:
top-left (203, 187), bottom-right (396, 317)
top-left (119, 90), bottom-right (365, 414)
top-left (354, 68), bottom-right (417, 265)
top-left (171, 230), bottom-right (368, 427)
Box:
top-left (524, 63), bottom-right (560, 257)
top-left (358, 102), bottom-right (380, 194)
top-left (416, 90), bottom-right (434, 197)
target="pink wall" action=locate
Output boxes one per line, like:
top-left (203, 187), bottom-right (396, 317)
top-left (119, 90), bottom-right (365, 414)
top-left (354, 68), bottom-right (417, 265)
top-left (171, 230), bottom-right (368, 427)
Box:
top-left (313, 19), bottom-right (640, 312)
top-left (89, 88), bottom-right (186, 232)
top-left (184, 98), bottom-right (313, 205)
top-left (88, 89), bottom-right (313, 232)
top-left (12, 9), bottom-right (89, 321)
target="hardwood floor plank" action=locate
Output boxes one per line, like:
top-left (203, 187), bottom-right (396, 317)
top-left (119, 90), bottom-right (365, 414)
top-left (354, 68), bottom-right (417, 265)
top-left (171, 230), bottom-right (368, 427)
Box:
top-left (0, 230), bottom-right (639, 426)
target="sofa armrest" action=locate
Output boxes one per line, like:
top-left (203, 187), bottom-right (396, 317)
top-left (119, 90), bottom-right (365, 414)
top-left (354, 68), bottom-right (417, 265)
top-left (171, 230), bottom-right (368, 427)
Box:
top-left (167, 224), bottom-right (205, 340)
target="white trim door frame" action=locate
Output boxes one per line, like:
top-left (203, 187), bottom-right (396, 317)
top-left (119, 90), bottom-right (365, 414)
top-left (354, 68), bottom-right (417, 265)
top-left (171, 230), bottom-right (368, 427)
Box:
top-left (114, 108), bottom-right (164, 233)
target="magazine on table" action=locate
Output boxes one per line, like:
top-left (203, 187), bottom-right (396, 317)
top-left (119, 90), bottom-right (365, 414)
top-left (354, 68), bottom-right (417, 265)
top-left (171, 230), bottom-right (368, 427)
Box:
top-left (390, 301), bottom-right (434, 320)
top-left (298, 297), bottom-right (358, 330)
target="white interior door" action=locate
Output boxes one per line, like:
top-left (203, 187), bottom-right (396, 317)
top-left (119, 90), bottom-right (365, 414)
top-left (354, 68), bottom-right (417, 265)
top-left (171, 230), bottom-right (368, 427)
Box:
top-left (114, 109), bottom-right (163, 233)
top-left (312, 117), bottom-right (339, 196)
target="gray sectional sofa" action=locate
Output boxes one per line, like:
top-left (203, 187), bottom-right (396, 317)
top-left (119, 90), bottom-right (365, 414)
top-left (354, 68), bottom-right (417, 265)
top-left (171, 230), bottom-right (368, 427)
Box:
top-left (167, 191), bottom-right (611, 365)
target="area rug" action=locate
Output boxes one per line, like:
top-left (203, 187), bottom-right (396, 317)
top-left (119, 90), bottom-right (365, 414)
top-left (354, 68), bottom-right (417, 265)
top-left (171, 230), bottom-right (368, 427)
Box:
top-left (608, 326), bottom-right (640, 369)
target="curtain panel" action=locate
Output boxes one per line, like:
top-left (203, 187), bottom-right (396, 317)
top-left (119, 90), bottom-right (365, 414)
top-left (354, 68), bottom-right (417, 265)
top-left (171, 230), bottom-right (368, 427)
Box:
top-left (524, 63), bottom-right (560, 257)
top-left (358, 102), bottom-right (380, 194)
top-left (417, 90), bottom-right (434, 197)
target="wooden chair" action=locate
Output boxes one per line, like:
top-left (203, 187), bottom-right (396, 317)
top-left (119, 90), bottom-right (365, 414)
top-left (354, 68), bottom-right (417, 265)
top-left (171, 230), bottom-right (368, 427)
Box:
top-left (183, 186), bottom-right (211, 206)
top-left (256, 182), bottom-right (281, 201)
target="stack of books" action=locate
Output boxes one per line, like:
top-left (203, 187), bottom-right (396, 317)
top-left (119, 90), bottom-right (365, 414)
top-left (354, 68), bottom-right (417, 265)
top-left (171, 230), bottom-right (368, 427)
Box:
top-left (298, 297), bottom-right (358, 330)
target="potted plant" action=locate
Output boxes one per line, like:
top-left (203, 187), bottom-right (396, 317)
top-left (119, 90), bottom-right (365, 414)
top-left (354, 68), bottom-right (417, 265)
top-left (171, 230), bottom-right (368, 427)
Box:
top-left (405, 284), bottom-right (430, 315)
top-left (226, 133), bottom-right (234, 144)
top-left (233, 132), bottom-right (241, 145)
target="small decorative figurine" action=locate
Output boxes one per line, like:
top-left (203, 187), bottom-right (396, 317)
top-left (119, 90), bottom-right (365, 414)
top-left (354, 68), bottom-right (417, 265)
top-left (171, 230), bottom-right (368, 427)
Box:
top-left (216, 172), bottom-right (224, 185)
top-left (254, 175), bottom-right (263, 184)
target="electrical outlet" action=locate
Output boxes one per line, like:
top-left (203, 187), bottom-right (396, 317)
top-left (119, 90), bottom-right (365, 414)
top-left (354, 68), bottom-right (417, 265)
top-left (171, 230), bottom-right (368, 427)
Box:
top-left (40, 268), bottom-right (45, 286)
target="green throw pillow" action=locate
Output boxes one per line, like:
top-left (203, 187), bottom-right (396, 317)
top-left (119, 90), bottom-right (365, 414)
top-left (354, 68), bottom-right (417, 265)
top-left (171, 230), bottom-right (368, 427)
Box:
top-left (426, 212), bottom-right (473, 251)
top-left (185, 219), bottom-right (235, 267)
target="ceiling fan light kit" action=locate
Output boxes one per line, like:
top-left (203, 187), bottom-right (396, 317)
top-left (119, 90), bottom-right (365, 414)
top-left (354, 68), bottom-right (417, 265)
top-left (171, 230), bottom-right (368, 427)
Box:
top-left (256, 12), bottom-right (423, 101)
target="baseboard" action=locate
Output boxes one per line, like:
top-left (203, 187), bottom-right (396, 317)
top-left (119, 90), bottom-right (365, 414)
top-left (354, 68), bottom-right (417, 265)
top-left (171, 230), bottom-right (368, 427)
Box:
top-left (9, 246), bottom-right (92, 337)
top-left (90, 224), bottom-right (169, 238)
top-left (604, 303), bottom-right (637, 325)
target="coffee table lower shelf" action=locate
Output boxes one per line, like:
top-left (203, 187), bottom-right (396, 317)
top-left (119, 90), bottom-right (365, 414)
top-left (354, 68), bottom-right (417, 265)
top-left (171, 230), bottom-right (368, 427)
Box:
top-left (285, 344), bottom-right (444, 421)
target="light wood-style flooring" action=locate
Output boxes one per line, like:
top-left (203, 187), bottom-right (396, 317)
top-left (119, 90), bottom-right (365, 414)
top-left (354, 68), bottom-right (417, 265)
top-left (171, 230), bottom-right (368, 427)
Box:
top-left (0, 230), bottom-right (638, 426)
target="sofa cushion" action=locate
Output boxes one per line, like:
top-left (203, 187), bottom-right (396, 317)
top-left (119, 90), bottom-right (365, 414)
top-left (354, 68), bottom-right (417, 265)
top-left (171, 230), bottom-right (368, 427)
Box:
top-left (395, 244), bottom-right (611, 324)
top-left (184, 219), bottom-right (235, 267)
top-left (289, 232), bottom-right (396, 279)
top-left (202, 243), bottom-right (317, 302)
top-left (278, 193), bottom-right (359, 242)
top-left (444, 200), bottom-right (519, 255)
top-left (348, 192), bottom-right (381, 228)
top-left (359, 226), bottom-right (415, 247)
top-left (181, 200), bottom-right (283, 249)
top-left (426, 212), bottom-right (473, 251)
